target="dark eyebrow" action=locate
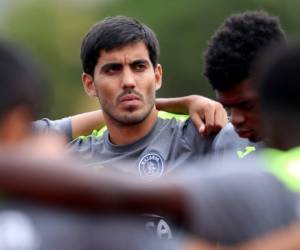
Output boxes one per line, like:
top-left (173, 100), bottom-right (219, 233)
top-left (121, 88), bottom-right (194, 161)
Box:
top-left (130, 59), bottom-right (150, 66)
top-left (100, 62), bottom-right (122, 71)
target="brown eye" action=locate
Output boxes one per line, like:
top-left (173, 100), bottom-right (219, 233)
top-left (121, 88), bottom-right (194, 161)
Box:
top-left (132, 60), bottom-right (148, 72)
top-left (135, 63), bottom-right (146, 71)
top-left (103, 64), bottom-right (122, 75)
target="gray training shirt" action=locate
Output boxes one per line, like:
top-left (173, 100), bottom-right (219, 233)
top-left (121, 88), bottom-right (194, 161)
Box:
top-left (32, 117), bottom-right (73, 141)
top-left (68, 117), bottom-right (219, 178)
top-left (177, 155), bottom-right (299, 245)
top-left (67, 116), bottom-right (224, 240)
top-left (0, 200), bottom-right (181, 250)
top-left (33, 117), bottom-right (251, 176)
top-left (213, 123), bottom-right (263, 158)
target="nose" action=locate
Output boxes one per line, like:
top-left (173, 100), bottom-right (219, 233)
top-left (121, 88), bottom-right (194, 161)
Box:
top-left (229, 108), bottom-right (245, 127)
top-left (121, 68), bottom-right (136, 89)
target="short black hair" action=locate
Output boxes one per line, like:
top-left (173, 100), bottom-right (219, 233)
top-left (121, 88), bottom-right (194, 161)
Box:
top-left (257, 43), bottom-right (300, 112)
top-left (80, 16), bottom-right (160, 76)
top-left (204, 10), bottom-right (286, 91)
top-left (0, 40), bottom-right (48, 120)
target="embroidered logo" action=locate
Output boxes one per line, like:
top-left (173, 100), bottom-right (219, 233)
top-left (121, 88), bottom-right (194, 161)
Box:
top-left (237, 146), bottom-right (256, 159)
top-left (138, 152), bottom-right (164, 178)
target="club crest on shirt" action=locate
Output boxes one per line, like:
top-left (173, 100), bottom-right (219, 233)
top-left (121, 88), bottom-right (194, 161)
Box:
top-left (138, 152), bottom-right (164, 179)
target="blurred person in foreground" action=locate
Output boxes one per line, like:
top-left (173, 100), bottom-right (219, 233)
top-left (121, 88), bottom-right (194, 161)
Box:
top-left (0, 40), bottom-right (70, 158)
top-left (0, 39), bottom-right (61, 151)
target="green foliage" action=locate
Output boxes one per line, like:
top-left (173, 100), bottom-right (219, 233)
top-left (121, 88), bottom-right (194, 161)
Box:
top-left (3, 0), bottom-right (99, 117)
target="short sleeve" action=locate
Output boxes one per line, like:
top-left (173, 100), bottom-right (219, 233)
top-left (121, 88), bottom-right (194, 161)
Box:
top-left (32, 117), bottom-right (72, 141)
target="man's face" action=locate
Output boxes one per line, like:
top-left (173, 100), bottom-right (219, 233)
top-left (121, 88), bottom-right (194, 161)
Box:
top-left (83, 42), bottom-right (162, 126)
top-left (215, 80), bottom-right (262, 142)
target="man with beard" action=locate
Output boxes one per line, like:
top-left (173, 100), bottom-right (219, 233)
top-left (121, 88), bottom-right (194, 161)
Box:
top-left (68, 16), bottom-right (229, 177)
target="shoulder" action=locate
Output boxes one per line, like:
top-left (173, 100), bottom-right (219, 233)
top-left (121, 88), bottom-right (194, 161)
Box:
top-left (33, 117), bottom-right (72, 141)
top-left (68, 130), bottom-right (106, 154)
top-left (180, 164), bottom-right (298, 244)
top-left (157, 115), bottom-right (218, 154)
top-left (215, 123), bottom-right (239, 140)
top-left (156, 116), bottom-right (216, 155)
top-left (213, 123), bottom-right (252, 153)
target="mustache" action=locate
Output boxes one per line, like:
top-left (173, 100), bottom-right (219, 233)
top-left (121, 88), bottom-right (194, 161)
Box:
top-left (117, 89), bottom-right (143, 102)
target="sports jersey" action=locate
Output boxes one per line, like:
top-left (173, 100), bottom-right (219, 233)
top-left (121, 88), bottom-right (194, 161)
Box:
top-left (176, 153), bottom-right (299, 244)
top-left (31, 116), bottom-right (299, 244)
top-left (213, 123), bottom-right (263, 159)
top-left (0, 200), bottom-right (181, 250)
top-left (262, 146), bottom-right (300, 192)
top-left (34, 113), bottom-right (217, 239)
top-left (67, 114), bottom-right (222, 240)
top-left (32, 117), bottom-right (72, 141)
top-left (33, 115), bottom-right (255, 164)
top-left (68, 116), bottom-right (218, 178)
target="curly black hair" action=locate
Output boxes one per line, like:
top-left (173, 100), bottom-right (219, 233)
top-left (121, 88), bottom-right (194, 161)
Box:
top-left (204, 10), bottom-right (286, 91)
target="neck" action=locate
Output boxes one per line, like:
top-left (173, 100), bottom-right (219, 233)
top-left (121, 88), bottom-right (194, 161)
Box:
top-left (105, 108), bottom-right (158, 145)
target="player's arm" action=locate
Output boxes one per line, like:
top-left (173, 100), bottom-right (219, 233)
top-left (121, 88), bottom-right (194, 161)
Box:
top-left (0, 153), bottom-right (296, 245)
top-left (0, 153), bottom-right (185, 220)
top-left (156, 95), bottom-right (227, 136)
top-left (71, 110), bottom-right (105, 139)
top-left (69, 95), bottom-right (227, 139)
top-left (33, 110), bottom-right (105, 141)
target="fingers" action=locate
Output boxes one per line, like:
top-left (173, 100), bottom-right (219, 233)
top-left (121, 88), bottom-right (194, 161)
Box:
top-left (213, 103), bottom-right (228, 132)
top-left (190, 103), bottom-right (215, 137)
top-left (190, 101), bottom-right (227, 137)
top-left (201, 104), bottom-right (215, 136)
top-left (201, 101), bottom-right (228, 136)
top-left (190, 113), bottom-right (205, 136)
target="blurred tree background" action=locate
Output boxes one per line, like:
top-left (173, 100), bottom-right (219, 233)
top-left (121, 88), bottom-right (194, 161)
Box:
top-left (0, 0), bottom-right (299, 118)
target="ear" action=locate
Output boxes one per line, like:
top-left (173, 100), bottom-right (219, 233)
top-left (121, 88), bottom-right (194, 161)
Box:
top-left (82, 73), bottom-right (97, 97)
top-left (154, 64), bottom-right (162, 91)
top-left (0, 106), bottom-right (32, 143)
